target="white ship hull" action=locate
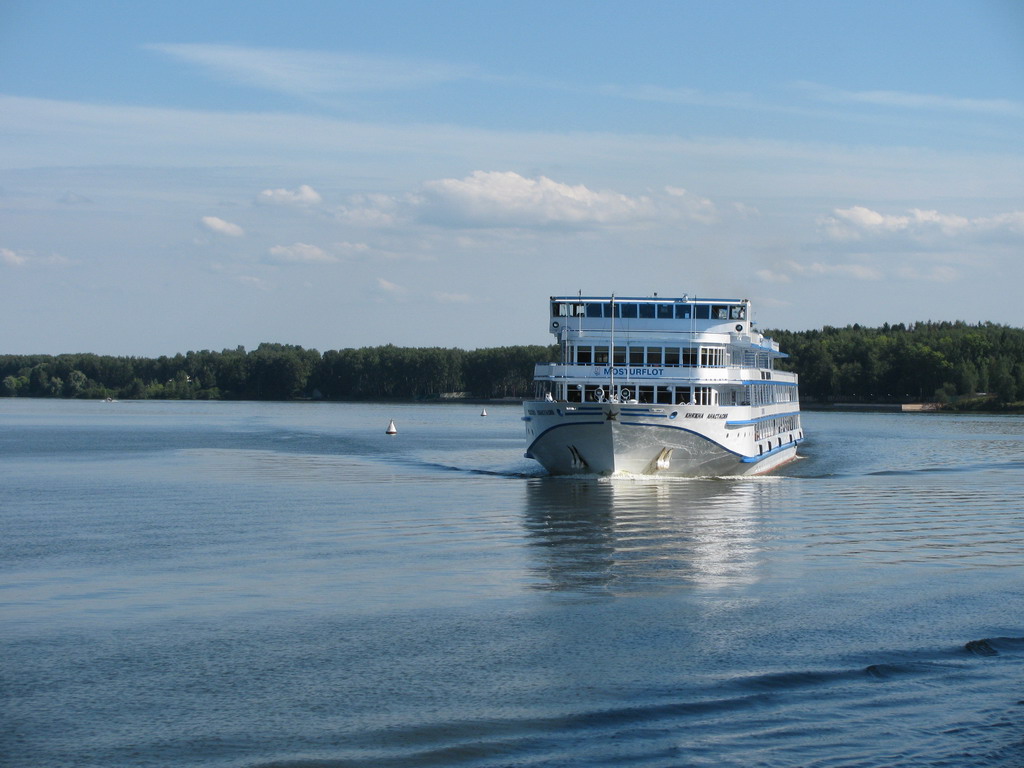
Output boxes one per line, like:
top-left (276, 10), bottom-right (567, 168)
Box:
top-left (523, 400), bottom-right (802, 477)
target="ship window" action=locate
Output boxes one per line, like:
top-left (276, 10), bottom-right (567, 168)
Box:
top-left (638, 303), bottom-right (655, 319)
top-left (629, 347), bottom-right (644, 365)
top-left (675, 304), bottom-right (692, 319)
top-left (576, 346), bottom-right (592, 364)
top-left (594, 348), bottom-right (609, 365)
top-left (613, 346), bottom-right (626, 365)
top-left (712, 305), bottom-right (729, 320)
top-left (730, 305), bottom-right (746, 320)
top-left (664, 348), bottom-right (680, 366)
top-left (647, 347), bottom-right (662, 366)
top-left (656, 387), bottom-right (674, 404)
top-left (676, 386), bottom-right (692, 404)
top-left (700, 347), bottom-right (725, 367)
top-left (657, 304), bottom-right (673, 319)
top-left (638, 385), bottom-right (655, 403)
top-left (620, 303), bottom-right (638, 319)
top-left (585, 302), bottom-right (605, 318)
top-left (553, 302), bottom-right (584, 317)
top-left (694, 304), bottom-right (711, 319)
top-left (694, 387), bottom-right (715, 405)
top-left (681, 348), bottom-right (698, 366)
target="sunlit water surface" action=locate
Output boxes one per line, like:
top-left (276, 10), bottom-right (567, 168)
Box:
top-left (2, 400), bottom-right (1023, 767)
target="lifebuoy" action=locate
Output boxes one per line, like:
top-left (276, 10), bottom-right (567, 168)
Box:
top-left (594, 387), bottom-right (604, 401)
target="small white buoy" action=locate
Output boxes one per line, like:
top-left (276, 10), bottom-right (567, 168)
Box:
top-left (386, 419), bottom-right (397, 435)
top-left (480, 408), bottom-right (487, 417)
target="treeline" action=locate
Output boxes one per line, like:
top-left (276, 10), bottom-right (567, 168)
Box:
top-left (770, 321), bottom-right (1024, 405)
top-left (0, 343), bottom-right (557, 401)
top-left (4, 321), bottom-right (1024, 405)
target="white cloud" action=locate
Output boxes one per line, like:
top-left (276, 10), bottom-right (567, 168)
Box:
top-left (822, 206), bottom-right (1024, 242)
top-left (732, 202), bottom-right (761, 218)
top-left (336, 194), bottom-right (401, 227)
top-left (0, 248), bottom-right (68, 267)
top-left (268, 242), bottom-right (336, 263)
top-left (257, 184), bottom-right (322, 206)
top-left (201, 216), bottom-right (244, 237)
top-left (418, 170), bottom-right (658, 227)
top-left (1, 247), bottom-right (28, 266)
top-left (333, 241), bottom-right (370, 255)
top-left (333, 172), bottom-right (724, 231)
top-left (377, 278), bottom-right (407, 295)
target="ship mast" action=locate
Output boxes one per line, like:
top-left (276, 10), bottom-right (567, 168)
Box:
top-left (609, 293), bottom-right (615, 398)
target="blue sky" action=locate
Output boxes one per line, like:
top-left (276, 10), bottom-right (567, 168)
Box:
top-left (2, 0), bottom-right (1023, 355)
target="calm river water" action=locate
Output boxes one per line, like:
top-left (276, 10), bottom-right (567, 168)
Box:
top-left (2, 399), bottom-right (1023, 767)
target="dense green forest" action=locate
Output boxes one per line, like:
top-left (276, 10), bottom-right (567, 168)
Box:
top-left (770, 321), bottom-right (1024, 406)
top-left (2, 321), bottom-right (1023, 406)
top-left (0, 344), bottom-right (557, 401)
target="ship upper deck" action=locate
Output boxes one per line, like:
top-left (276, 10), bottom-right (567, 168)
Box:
top-left (549, 295), bottom-right (783, 355)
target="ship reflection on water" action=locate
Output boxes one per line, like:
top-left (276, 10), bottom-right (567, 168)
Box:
top-left (523, 477), bottom-right (785, 596)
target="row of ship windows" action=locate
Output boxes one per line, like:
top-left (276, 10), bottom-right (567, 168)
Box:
top-left (754, 415), bottom-right (801, 441)
top-left (575, 345), bottom-right (727, 367)
top-left (556, 383), bottom-right (796, 406)
top-left (554, 302), bottom-right (747, 321)
top-left (567, 385), bottom-right (718, 405)
top-left (750, 384), bottom-right (799, 405)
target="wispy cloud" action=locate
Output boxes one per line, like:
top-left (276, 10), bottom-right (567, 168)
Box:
top-left (377, 277), bottom-right (407, 296)
top-left (432, 291), bottom-right (472, 304)
top-left (268, 242), bottom-right (336, 263)
top-left (1, 247), bottom-right (28, 266)
top-left (1, 247), bottom-right (69, 267)
top-left (237, 275), bottom-right (271, 291)
top-left (257, 184), bottom-right (322, 206)
top-left (201, 216), bottom-right (244, 237)
top-left (767, 259), bottom-right (884, 282)
top-left (894, 265), bottom-right (959, 283)
top-left (5, 95), bottom-right (1022, 209)
top-left (148, 43), bottom-right (476, 97)
top-left (598, 83), bottom-right (758, 110)
top-left (796, 82), bottom-right (1024, 118)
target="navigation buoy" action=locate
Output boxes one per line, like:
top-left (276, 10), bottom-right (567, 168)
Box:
top-left (480, 408), bottom-right (487, 417)
top-left (386, 419), bottom-right (397, 435)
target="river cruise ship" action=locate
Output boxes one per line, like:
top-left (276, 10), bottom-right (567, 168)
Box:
top-left (522, 294), bottom-right (804, 476)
